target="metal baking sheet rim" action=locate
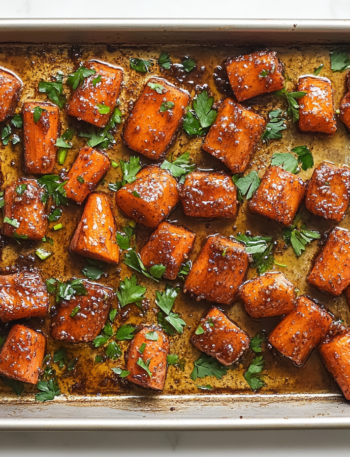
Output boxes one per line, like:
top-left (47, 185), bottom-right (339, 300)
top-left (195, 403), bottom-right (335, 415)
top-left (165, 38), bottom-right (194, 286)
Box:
top-left (1, 18), bottom-right (350, 430)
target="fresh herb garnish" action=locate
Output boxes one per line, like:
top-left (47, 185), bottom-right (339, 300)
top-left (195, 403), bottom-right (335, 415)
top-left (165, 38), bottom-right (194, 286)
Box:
top-left (48, 208), bottom-right (62, 222)
top-left (93, 322), bottom-right (114, 348)
top-left (283, 223), bottom-right (321, 257)
top-left (330, 50), bottom-right (350, 72)
top-left (35, 378), bottom-right (61, 402)
top-left (160, 101), bottom-right (175, 112)
top-left (178, 261), bottom-right (192, 280)
top-left (109, 308), bottom-right (118, 323)
top-left (35, 248), bottom-right (52, 260)
top-left (55, 128), bottom-right (74, 165)
top-left (161, 152), bottom-right (196, 183)
top-left (116, 226), bottom-right (134, 250)
top-left (235, 233), bottom-right (274, 274)
top-left (158, 52), bottom-right (172, 70)
top-left (291, 145), bottom-right (314, 171)
top-left (244, 355), bottom-right (266, 391)
top-left (42, 236), bottom-right (54, 245)
top-left (67, 66), bottom-right (96, 90)
top-left (115, 324), bottom-right (136, 341)
top-left (33, 106), bottom-right (44, 124)
top-left (261, 109), bottom-right (287, 142)
top-left (111, 367), bottom-right (130, 377)
top-left (1, 377), bottom-right (25, 397)
top-left (4, 217), bottom-right (20, 228)
top-left (137, 357), bottom-right (152, 377)
top-left (314, 64), bottom-right (324, 75)
top-left (155, 286), bottom-right (185, 335)
top-left (15, 184), bottom-right (27, 196)
top-left (129, 58), bottom-right (152, 73)
top-left (139, 343), bottom-right (146, 354)
top-left (11, 114), bottom-right (23, 128)
top-left (106, 341), bottom-right (122, 360)
top-left (250, 333), bottom-right (265, 353)
top-left (70, 306), bottom-right (80, 318)
top-left (82, 262), bottom-right (104, 280)
top-left (156, 285), bottom-right (179, 314)
top-left (46, 278), bottom-right (88, 303)
top-left (232, 171), bottom-right (260, 201)
top-left (195, 325), bottom-right (205, 335)
top-left (145, 331), bottom-right (159, 341)
top-left (92, 75), bottom-right (101, 86)
top-left (124, 249), bottom-right (166, 282)
top-left (37, 175), bottom-right (68, 206)
top-left (183, 91), bottom-right (217, 136)
top-left (38, 74), bottom-right (66, 108)
top-left (77, 176), bottom-right (85, 184)
top-left (167, 354), bottom-right (179, 365)
top-left (271, 152), bottom-right (299, 174)
top-left (275, 88), bottom-right (306, 123)
top-left (148, 82), bottom-right (164, 94)
top-left (132, 191), bottom-right (140, 198)
top-left (116, 275), bottom-right (146, 308)
top-left (97, 103), bottom-right (110, 115)
top-left (190, 354), bottom-right (228, 381)
top-left (181, 58), bottom-right (196, 73)
top-left (53, 347), bottom-right (67, 369)
top-left (1, 123), bottom-right (21, 146)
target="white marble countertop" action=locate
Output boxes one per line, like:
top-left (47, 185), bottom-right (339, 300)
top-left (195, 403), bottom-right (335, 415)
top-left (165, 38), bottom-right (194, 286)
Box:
top-left (2, 1), bottom-right (350, 455)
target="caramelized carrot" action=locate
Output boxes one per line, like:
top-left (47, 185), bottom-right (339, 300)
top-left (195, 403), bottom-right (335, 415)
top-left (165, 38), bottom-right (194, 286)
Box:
top-left (0, 67), bottom-right (22, 122)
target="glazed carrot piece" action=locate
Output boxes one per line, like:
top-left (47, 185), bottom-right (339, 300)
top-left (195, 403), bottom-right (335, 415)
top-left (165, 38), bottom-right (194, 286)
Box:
top-left (64, 146), bottom-right (110, 204)
top-left (116, 166), bottom-right (179, 228)
top-left (226, 50), bottom-right (284, 102)
top-left (123, 77), bottom-right (190, 160)
top-left (3, 178), bottom-right (47, 240)
top-left (191, 307), bottom-right (250, 366)
top-left (249, 166), bottom-right (305, 226)
top-left (0, 272), bottom-right (49, 323)
top-left (308, 227), bottom-right (350, 296)
top-left (67, 60), bottom-right (123, 128)
top-left (23, 101), bottom-right (59, 175)
top-left (140, 222), bottom-right (195, 280)
top-left (0, 67), bottom-right (22, 122)
top-left (0, 324), bottom-right (46, 384)
top-left (298, 75), bottom-right (337, 134)
top-left (239, 272), bottom-right (296, 319)
top-left (269, 296), bottom-right (332, 367)
top-left (184, 235), bottom-right (249, 305)
top-left (126, 326), bottom-right (169, 391)
top-left (181, 171), bottom-right (238, 219)
top-left (202, 98), bottom-right (265, 173)
top-left (70, 192), bottom-right (120, 264)
top-left (339, 72), bottom-right (350, 130)
top-left (51, 280), bottom-right (113, 342)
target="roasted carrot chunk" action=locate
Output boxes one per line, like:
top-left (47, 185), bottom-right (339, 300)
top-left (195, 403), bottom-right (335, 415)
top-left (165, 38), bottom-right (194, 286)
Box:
top-left (0, 324), bottom-right (46, 384)
top-left (239, 272), bottom-right (296, 319)
top-left (3, 178), bottom-right (47, 240)
top-left (64, 146), bottom-right (110, 204)
top-left (269, 296), bottom-right (332, 367)
top-left (339, 72), bottom-right (350, 130)
top-left (140, 222), bottom-right (195, 280)
top-left (226, 50), bottom-right (284, 102)
top-left (249, 166), bottom-right (305, 226)
top-left (67, 60), bottom-right (123, 128)
top-left (23, 101), bottom-right (59, 175)
top-left (70, 192), bottom-right (120, 264)
top-left (0, 272), bottom-right (49, 323)
top-left (202, 98), bottom-right (265, 173)
top-left (191, 307), bottom-right (250, 366)
top-left (51, 280), bottom-right (113, 342)
top-left (308, 227), bottom-right (350, 296)
top-left (116, 166), bottom-right (179, 228)
top-left (181, 171), bottom-right (238, 219)
top-left (123, 77), bottom-right (190, 160)
top-left (125, 326), bottom-right (169, 391)
top-left (305, 162), bottom-right (350, 221)
top-left (319, 326), bottom-right (350, 400)
top-left (298, 76), bottom-right (337, 134)
top-left (184, 235), bottom-right (249, 305)
top-left (0, 67), bottom-right (22, 122)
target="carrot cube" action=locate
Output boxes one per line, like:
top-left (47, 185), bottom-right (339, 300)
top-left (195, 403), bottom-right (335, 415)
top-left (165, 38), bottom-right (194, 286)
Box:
top-left (125, 326), bottom-right (169, 391)
top-left (0, 272), bottom-right (49, 323)
top-left (64, 146), bottom-right (110, 204)
top-left (140, 222), bottom-right (195, 280)
top-left (308, 227), bottom-right (350, 296)
top-left (0, 324), bottom-right (46, 384)
top-left (51, 280), bottom-right (113, 342)
top-left (0, 67), bottom-right (22, 122)
top-left (248, 166), bottom-right (305, 226)
top-left (116, 166), bottom-right (179, 228)
top-left (191, 307), bottom-right (250, 366)
top-left (202, 98), bottom-right (265, 173)
top-left (67, 60), bottom-right (123, 128)
top-left (239, 272), bottom-right (296, 319)
top-left (70, 192), bottom-right (120, 264)
top-left (269, 296), bottom-right (332, 366)
top-left (305, 162), bottom-right (350, 222)
top-left (123, 77), bottom-right (190, 160)
top-left (298, 76), bottom-right (337, 134)
top-left (3, 178), bottom-right (47, 240)
top-left (181, 171), bottom-right (238, 219)
top-left (226, 50), bottom-right (284, 102)
top-left (23, 101), bottom-right (59, 175)
top-left (184, 235), bottom-right (249, 305)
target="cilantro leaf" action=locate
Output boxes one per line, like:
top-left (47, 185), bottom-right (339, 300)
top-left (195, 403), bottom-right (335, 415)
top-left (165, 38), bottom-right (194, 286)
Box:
top-left (115, 324), bottom-right (136, 341)
top-left (275, 88), bottom-right (306, 123)
top-left (155, 285), bottom-right (179, 315)
top-left (124, 249), bottom-right (165, 282)
top-left (330, 50), bottom-right (350, 72)
top-left (165, 313), bottom-right (186, 334)
top-left (193, 91), bottom-right (217, 129)
top-left (129, 58), bottom-right (152, 73)
top-left (182, 58), bottom-right (196, 73)
top-left (167, 354), bottom-right (179, 365)
top-left (161, 152), bottom-right (196, 183)
top-left (314, 64), bottom-right (324, 75)
top-left (292, 145), bottom-right (314, 171)
top-left (116, 226), bottom-right (134, 250)
top-left (38, 75), bottom-right (66, 108)
top-left (250, 333), bottom-right (265, 353)
top-left (67, 66), bottom-right (96, 90)
top-left (1, 377), bottom-right (25, 397)
top-left (244, 355), bottom-right (266, 391)
top-left (157, 311), bottom-right (176, 336)
top-left (232, 171), bottom-right (260, 200)
top-left (190, 354), bottom-right (229, 381)
top-left (271, 152), bottom-right (299, 174)
top-left (137, 357), bottom-right (152, 377)
top-left (178, 260), bottom-right (192, 280)
top-left (148, 82), bottom-right (164, 94)
top-left (120, 156), bottom-right (142, 185)
top-left (183, 110), bottom-right (203, 136)
top-left (235, 233), bottom-right (274, 274)
top-left (93, 322), bottom-right (114, 348)
top-left (37, 174), bottom-right (68, 206)
top-left (116, 275), bottom-right (146, 308)
top-left (261, 109), bottom-right (287, 141)
top-left (106, 341), bottom-right (122, 360)
top-left (111, 367), bottom-right (130, 377)
top-left (158, 52), bottom-right (172, 70)
top-left (283, 225), bottom-right (320, 257)
top-left (35, 378), bottom-right (61, 402)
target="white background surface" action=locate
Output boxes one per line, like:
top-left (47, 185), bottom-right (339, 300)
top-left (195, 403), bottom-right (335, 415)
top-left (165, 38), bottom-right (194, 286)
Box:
top-left (2, 1), bottom-right (350, 455)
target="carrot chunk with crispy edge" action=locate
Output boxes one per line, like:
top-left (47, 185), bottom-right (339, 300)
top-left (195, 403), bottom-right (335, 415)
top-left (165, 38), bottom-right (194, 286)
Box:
top-left (181, 171), bottom-right (238, 219)
top-left (123, 77), bottom-right (190, 160)
top-left (0, 272), bottom-right (49, 323)
top-left (64, 146), bottom-right (110, 204)
top-left (3, 178), bottom-right (47, 240)
top-left (248, 166), bottom-right (305, 226)
top-left (67, 60), bottom-right (123, 128)
top-left (191, 307), bottom-right (250, 366)
top-left (70, 192), bottom-right (120, 264)
top-left (298, 76), bottom-right (337, 134)
top-left (239, 272), bottom-right (296, 319)
top-left (51, 280), bottom-right (113, 342)
top-left (140, 222), bottom-right (195, 280)
top-left (0, 67), bottom-right (22, 122)
top-left (116, 166), bottom-right (179, 228)
top-left (126, 326), bottom-right (169, 391)
top-left (202, 98), bottom-right (265, 174)
top-left (319, 325), bottom-right (350, 400)
top-left (339, 73), bottom-right (350, 130)
top-left (184, 235), bottom-right (249, 305)
top-left (308, 227), bottom-right (350, 296)
top-left (305, 162), bottom-right (350, 222)
top-left (23, 101), bottom-right (59, 175)
top-left (269, 296), bottom-right (332, 367)
top-left (0, 324), bottom-right (46, 384)
top-left (226, 50), bottom-right (284, 102)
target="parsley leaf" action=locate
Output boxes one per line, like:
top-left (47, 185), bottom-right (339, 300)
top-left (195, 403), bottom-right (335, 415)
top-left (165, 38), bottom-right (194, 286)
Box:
top-left (111, 367), bottom-right (130, 377)
top-left (193, 91), bottom-right (217, 129)
top-left (244, 355), bottom-right (266, 391)
top-left (283, 225), bottom-right (320, 257)
top-left (190, 354), bottom-right (229, 381)
top-left (117, 226), bottom-right (134, 250)
top-left (116, 275), bottom-right (146, 308)
top-left (115, 324), bottom-right (136, 341)
top-left (97, 103), bottom-right (110, 115)
top-left (82, 264), bottom-right (104, 280)
top-left (275, 88), bottom-right (306, 123)
top-left (37, 174), bottom-right (68, 206)
top-left (250, 333), bottom-right (265, 353)
top-left (271, 152), bottom-right (299, 174)
top-left (160, 101), bottom-right (175, 112)
top-left (129, 58), bottom-right (152, 73)
top-left (178, 260), bottom-right (192, 280)
top-left (93, 322), bottom-right (114, 348)
top-left (292, 145), bottom-right (314, 171)
top-left (157, 311), bottom-right (176, 336)
top-left (48, 208), bottom-right (62, 222)
top-left (35, 378), bottom-right (61, 402)
top-left (330, 50), bottom-right (350, 72)
top-left (161, 152), bottom-right (196, 183)
top-left (232, 171), bottom-right (260, 200)
top-left (165, 313), bottom-right (186, 334)
top-left (158, 52), bottom-right (172, 70)
top-left (182, 58), bottom-right (196, 73)
top-left (182, 110), bottom-right (203, 136)
top-left (106, 341), bottom-right (122, 360)
top-left (235, 233), bottom-right (274, 274)
top-left (67, 66), bottom-right (96, 90)
top-left (1, 377), bottom-right (25, 397)
top-left (11, 114), bottom-right (23, 128)
top-left (33, 106), bottom-right (44, 123)
top-left (195, 325), bottom-right (205, 335)
top-left (314, 64), bottom-right (324, 75)
top-left (124, 249), bottom-right (166, 282)
top-left (155, 285), bottom-right (179, 315)
top-left (167, 354), bottom-right (179, 365)
top-left (120, 156), bottom-right (142, 185)
top-left (46, 278), bottom-right (88, 303)
top-left (38, 75), bottom-right (66, 108)
top-left (148, 82), bottom-right (164, 94)
top-left (4, 217), bottom-right (20, 228)
top-left (53, 347), bottom-right (67, 369)
top-left (146, 331), bottom-right (159, 341)
top-left (261, 109), bottom-right (287, 141)
top-left (15, 184), bottom-right (27, 196)
top-left (93, 75), bottom-right (101, 86)
top-left (155, 286), bottom-right (185, 335)
top-left (137, 357), bottom-right (152, 377)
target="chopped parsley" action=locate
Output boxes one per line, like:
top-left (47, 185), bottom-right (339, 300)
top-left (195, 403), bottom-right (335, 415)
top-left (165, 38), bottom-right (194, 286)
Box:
top-left (232, 171), bottom-right (260, 201)
top-left (35, 248), bottom-right (52, 260)
top-left (93, 322), bottom-right (114, 348)
top-left (148, 82), bottom-right (164, 94)
top-left (38, 73), bottom-right (66, 108)
top-left (132, 191), bottom-right (140, 198)
top-left (106, 341), bottom-right (122, 360)
top-left (182, 57), bottom-right (196, 73)
top-left (160, 152), bottom-right (196, 183)
top-left (116, 275), bottom-right (146, 308)
top-left (33, 106), bottom-right (44, 124)
top-left (275, 88), bottom-right (306, 122)
top-left (183, 91), bottom-right (217, 136)
top-left (15, 184), bottom-right (27, 196)
top-left (271, 152), bottom-right (299, 174)
top-left (139, 343), bottom-right (146, 354)
top-left (330, 50), bottom-right (350, 72)
top-left (11, 114), bottom-right (23, 128)
top-left (4, 217), bottom-right (20, 228)
top-left (70, 306), bottom-right (80, 318)
top-left (129, 58), bottom-right (152, 73)
top-left (48, 208), bottom-right (62, 222)
top-left (167, 354), bottom-right (179, 365)
top-left (283, 223), bottom-right (320, 257)
top-left (145, 331), bottom-right (159, 341)
top-left (1, 123), bottom-right (21, 146)
top-left (261, 109), bottom-right (287, 142)
top-left (38, 174), bottom-right (68, 206)
top-left (56, 128), bottom-right (74, 165)
top-left (116, 225), bottom-right (134, 250)
top-left (92, 75), bottom-right (101, 86)
top-left (115, 324), bottom-right (136, 341)
top-left (80, 107), bottom-right (122, 150)
top-left (35, 378), bottom-right (61, 402)
top-left (178, 260), bottom-right (192, 280)
top-left (190, 354), bottom-right (228, 381)
top-left (124, 249), bottom-right (166, 282)
top-left (82, 260), bottom-right (104, 280)
top-left (250, 333), bottom-right (264, 353)
top-left (244, 355), bottom-right (266, 391)
top-left (46, 278), bottom-right (88, 303)
top-left (97, 103), bottom-right (110, 115)
top-left (160, 101), bottom-right (175, 112)
top-left (158, 52), bottom-right (172, 70)
top-left (235, 233), bottom-right (274, 274)
top-left (155, 285), bottom-right (185, 335)
top-left (314, 64), bottom-right (324, 75)
top-left (137, 357), bottom-right (152, 377)
top-left (111, 367), bottom-right (130, 377)
top-left (77, 176), bottom-right (85, 184)
top-left (195, 325), bottom-right (205, 335)
top-left (67, 66), bottom-right (96, 90)
top-left (291, 145), bottom-right (314, 171)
